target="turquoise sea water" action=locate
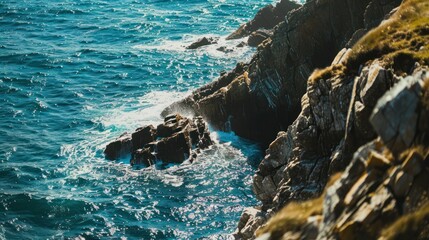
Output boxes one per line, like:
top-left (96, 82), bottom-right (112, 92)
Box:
top-left (0, 0), bottom-right (302, 239)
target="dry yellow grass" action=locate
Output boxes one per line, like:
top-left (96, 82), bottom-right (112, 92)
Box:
top-left (380, 202), bottom-right (429, 240)
top-left (256, 173), bottom-right (342, 239)
top-left (311, 0), bottom-right (429, 83)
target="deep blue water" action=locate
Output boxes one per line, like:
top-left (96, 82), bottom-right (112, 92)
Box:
top-left (0, 0), bottom-right (303, 239)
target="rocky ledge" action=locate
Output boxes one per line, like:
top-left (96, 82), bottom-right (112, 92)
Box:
top-left (234, 0), bottom-right (429, 238)
top-left (104, 114), bottom-right (212, 167)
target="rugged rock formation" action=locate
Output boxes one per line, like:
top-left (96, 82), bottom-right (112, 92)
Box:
top-left (226, 0), bottom-right (301, 40)
top-left (256, 69), bottom-right (429, 240)
top-left (234, 0), bottom-right (429, 238)
top-left (162, 0), bottom-right (401, 147)
top-left (104, 114), bottom-right (212, 167)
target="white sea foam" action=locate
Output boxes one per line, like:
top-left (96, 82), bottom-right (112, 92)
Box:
top-left (99, 90), bottom-right (190, 131)
top-left (132, 34), bottom-right (252, 59)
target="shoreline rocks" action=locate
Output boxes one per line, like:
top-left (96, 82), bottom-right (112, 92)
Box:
top-left (104, 114), bottom-right (213, 167)
top-left (186, 37), bottom-right (218, 50)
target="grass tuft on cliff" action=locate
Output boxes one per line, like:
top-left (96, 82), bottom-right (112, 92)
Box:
top-left (311, 0), bottom-right (429, 83)
top-left (255, 173), bottom-right (342, 239)
top-left (380, 202), bottom-right (429, 240)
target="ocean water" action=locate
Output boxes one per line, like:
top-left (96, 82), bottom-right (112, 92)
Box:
top-left (0, 0), bottom-right (302, 239)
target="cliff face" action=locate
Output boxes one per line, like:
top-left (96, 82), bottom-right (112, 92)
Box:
top-left (241, 0), bottom-right (429, 239)
top-left (256, 68), bottom-right (429, 240)
top-left (162, 0), bottom-right (401, 147)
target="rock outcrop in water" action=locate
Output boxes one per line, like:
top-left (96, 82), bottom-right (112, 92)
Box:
top-left (104, 114), bottom-right (212, 166)
top-left (186, 37), bottom-right (219, 50)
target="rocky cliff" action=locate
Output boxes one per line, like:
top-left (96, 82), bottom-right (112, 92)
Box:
top-left (106, 0), bottom-right (428, 238)
top-left (236, 0), bottom-right (429, 239)
top-left (162, 0), bottom-right (401, 147)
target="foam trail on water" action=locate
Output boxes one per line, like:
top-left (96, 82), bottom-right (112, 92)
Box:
top-left (133, 34), bottom-right (252, 59)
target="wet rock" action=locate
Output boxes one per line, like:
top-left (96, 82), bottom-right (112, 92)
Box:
top-left (131, 125), bottom-right (155, 151)
top-left (186, 37), bottom-right (218, 49)
top-left (236, 41), bottom-right (247, 48)
top-left (131, 148), bottom-right (155, 166)
top-left (247, 29), bottom-right (273, 47)
top-left (157, 131), bottom-right (191, 163)
top-left (216, 46), bottom-right (234, 53)
top-left (105, 114), bottom-right (212, 166)
top-left (104, 133), bottom-right (132, 160)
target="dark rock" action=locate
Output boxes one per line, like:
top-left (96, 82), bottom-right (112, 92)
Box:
top-left (247, 29), bottom-right (273, 47)
top-left (186, 37), bottom-right (218, 49)
top-left (104, 133), bottom-right (132, 160)
top-left (216, 46), bottom-right (233, 53)
top-left (236, 41), bottom-right (247, 48)
top-left (131, 125), bottom-right (155, 151)
top-left (105, 114), bottom-right (212, 167)
top-left (157, 131), bottom-right (191, 164)
top-left (131, 148), bottom-right (155, 166)
top-left (227, 0), bottom-right (301, 40)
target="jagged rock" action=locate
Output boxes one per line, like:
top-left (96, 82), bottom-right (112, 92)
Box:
top-left (105, 114), bottom-right (212, 167)
top-left (131, 148), bottom-right (155, 166)
top-left (186, 37), bottom-right (218, 50)
top-left (227, 0), bottom-right (301, 40)
top-left (131, 125), bottom-right (155, 151)
top-left (247, 29), bottom-right (273, 47)
top-left (236, 42), bottom-right (247, 48)
top-left (370, 71), bottom-right (426, 155)
top-left (216, 46), bottom-right (233, 53)
top-left (104, 133), bottom-right (132, 160)
top-left (157, 131), bottom-right (191, 163)
top-left (235, 208), bottom-right (268, 239)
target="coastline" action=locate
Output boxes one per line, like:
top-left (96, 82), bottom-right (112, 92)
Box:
top-left (150, 0), bottom-right (429, 239)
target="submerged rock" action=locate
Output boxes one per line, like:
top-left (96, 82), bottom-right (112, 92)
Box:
top-left (105, 114), bottom-right (212, 167)
top-left (186, 37), bottom-right (218, 50)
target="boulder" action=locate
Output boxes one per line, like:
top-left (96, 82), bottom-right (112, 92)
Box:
top-left (157, 131), bottom-right (191, 163)
top-left (131, 125), bottom-right (155, 151)
top-left (216, 46), bottom-right (234, 53)
top-left (131, 148), bottom-right (155, 166)
top-left (186, 37), bottom-right (218, 49)
top-left (104, 133), bottom-right (132, 160)
top-left (105, 114), bottom-right (213, 166)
